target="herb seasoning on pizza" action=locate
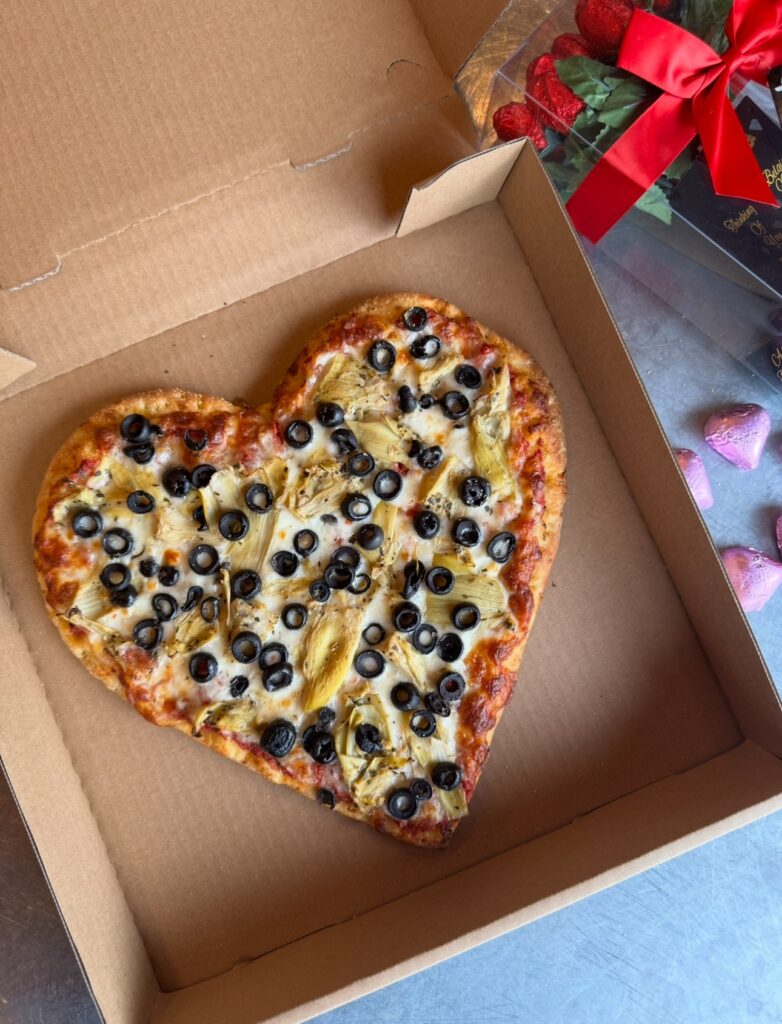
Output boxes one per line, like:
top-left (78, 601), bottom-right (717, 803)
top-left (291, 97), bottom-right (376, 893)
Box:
top-left (33, 294), bottom-right (566, 847)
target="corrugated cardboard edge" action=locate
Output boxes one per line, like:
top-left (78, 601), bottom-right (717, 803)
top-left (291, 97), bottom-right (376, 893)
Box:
top-left (0, 346), bottom-right (35, 390)
top-left (500, 145), bottom-right (782, 757)
top-left (151, 741), bottom-right (782, 1024)
top-left (0, 585), bottom-right (159, 1022)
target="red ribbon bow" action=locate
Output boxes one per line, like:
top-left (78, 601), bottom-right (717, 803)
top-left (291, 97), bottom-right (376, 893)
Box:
top-left (566, 0), bottom-right (782, 243)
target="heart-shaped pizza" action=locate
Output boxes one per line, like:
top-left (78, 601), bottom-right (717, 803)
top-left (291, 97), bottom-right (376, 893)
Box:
top-left (33, 294), bottom-right (565, 846)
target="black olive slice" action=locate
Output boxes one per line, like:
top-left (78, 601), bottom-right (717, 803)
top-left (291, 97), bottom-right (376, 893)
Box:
top-left (324, 562), bottom-right (354, 590)
top-left (391, 682), bottom-right (420, 711)
top-left (410, 335), bottom-right (441, 359)
top-left (455, 364), bottom-right (482, 389)
top-left (127, 490), bottom-right (155, 514)
top-left (438, 671), bottom-right (466, 702)
top-left (426, 566), bottom-right (454, 595)
top-left (193, 506), bottom-right (208, 531)
top-left (184, 429), bottom-right (208, 451)
top-left (263, 662), bottom-right (294, 692)
top-left (261, 719), bottom-right (296, 758)
top-left (341, 493), bottom-right (372, 521)
top-left (418, 394), bottom-right (436, 409)
top-left (387, 788), bottom-right (417, 820)
top-left (219, 509), bottom-right (249, 541)
top-left (410, 778), bottom-right (433, 801)
top-left (425, 692), bottom-right (451, 718)
top-left (245, 482), bottom-right (274, 514)
top-left (355, 723), bottom-right (383, 754)
top-left (162, 466), bottom-right (192, 498)
top-left (413, 510), bottom-right (440, 539)
top-left (367, 339), bottom-right (396, 372)
top-left (158, 565), bottom-right (181, 587)
top-left (355, 524), bottom-right (384, 551)
top-left (397, 385), bottom-right (417, 413)
top-left (355, 649), bottom-right (385, 679)
top-left (331, 427), bottom-right (359, 455)
top-left (152, 593), bottom-right (179, 622)
top-left (402, 559), bottom-right (426, 598)
top-left (460, 476), bottom-right (492, 507)
top-left (403, 306), bottom-right (428, 331)
top-left (440, 391), bottom-right (470, 420)
top-left (317, 706), bottom-right (336, 730)
top-left (437, 632), bottom-right (464, 662)
top-left (452, 517), bottom-right (481, 547)
top-left (373, 469), bottom-right (403, 501)
top-left (102, 528), bottom-right (133, 557)
top-left (332, 546), bottom-right (361, 569)
top-left (347, 451), bottom-right (375, 478)
top-left (417, 445), bottom-right (442, 470)
top-left (293, 529), bottom-right (319, 557)
top-left (452, 602), bottom-right (480, 631)
top-left (392, 601), bottom-right (421, 633)
top-left (347, 572), bottom-right (371, 595)
top-left (487, 531), bottom-right (517, 564)
top-left (321, 513), bottom-right (338, 524)
top-left (182, 585), bottom-right (204, 612)
top-left (316, 788), bottom-right (336, 808)
top-left (124, 442), bottom-right (155, 464)
top-left (309, 578), bottom-right (331, 603)
top-left (188, 544), bottom-right (220, 575)
top-left (139, 557), bottom-right (159, 578)
top-left (302, 726), bottom-right (337, 764)
top-left (231, 570), bottom-right (261, 601)
top-left (408, 439), bottom-right (423, 458)
top-left (259, 642), bottom-right (288, 671)
top-left (110, 585), bottom-right (137, 608)
top-left (432, 761), bottom-right (462, 790)
top-left (191, 464), bottom-right (217, 489)
top-left (281, 603), bottom-right (308, 630)
top-left (189, 652), bottom-right (218, 683)
top-left (71, 508), bottom-right (103, 539)
top-left (120, 414), bottom-right (153, 443)
top-left (284, 420), bottom-right (313, 449)
top-left (231, 630), bottom-right (262, 664)
top-left (100, 563), bottom-right (131, 591)
top-left (229, 675), bottom-right (249, 697)
top-left (200, 596), bottom-right (220, 623)
top-left (133, 618), bottom-right (163, 651)
top-left (316, 402), bottom-right (345, 428)
top-left (411, 622), bottom-right (438, 655)
top-left (409, 709), bottom-right (436, 737)
top-left (362, 623), bottom-right (386, 646)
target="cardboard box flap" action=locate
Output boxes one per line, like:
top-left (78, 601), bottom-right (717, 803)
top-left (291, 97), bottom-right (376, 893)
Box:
top-left (410, 0), bottom-right (511, 78)
top-left (0, 0), bottom-right (450, 292)
top-left (397, 139), bottom-right (522, 237)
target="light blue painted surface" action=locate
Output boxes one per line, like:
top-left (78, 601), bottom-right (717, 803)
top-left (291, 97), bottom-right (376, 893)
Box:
top-left (314, 232), bottom-right (782, 1024)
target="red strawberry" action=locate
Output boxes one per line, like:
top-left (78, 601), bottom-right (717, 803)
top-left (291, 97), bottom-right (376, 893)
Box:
top-left (492, 103), bottom-right (547, 149)
top-left (575, 0), bottom-right (635, 57)
top-left (551, 33), bottom-right (596, 59)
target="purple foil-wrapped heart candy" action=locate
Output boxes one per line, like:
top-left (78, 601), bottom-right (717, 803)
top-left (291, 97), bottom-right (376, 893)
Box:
top-left (721, 547), bottom-right (782, 613)
top-left (703, 403), bottom-right (771, 470)
top-left (674, 449), bottom-right (714, 510)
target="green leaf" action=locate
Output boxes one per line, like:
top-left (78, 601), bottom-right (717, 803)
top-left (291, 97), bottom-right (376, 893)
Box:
top-left (597, 77), bottom-right (649, 130)
top-left (634, 182), bottom-right (673, 225)
top-left (556, 56), bottom-right (617, 110)
top-left (665, 142), bottom-right (698, 182)
top-left (681, 0), bottom-right (731, 52)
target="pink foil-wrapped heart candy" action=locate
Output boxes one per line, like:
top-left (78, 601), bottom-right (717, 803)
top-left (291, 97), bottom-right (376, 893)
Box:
top-left (674, 449), bottom-right (714, 510)
top-left (721, 547), bottom-right (782, 612)
top-left (777, 513), bottom-right (782, 559)
top-left (704, 403), bottom-right (771, 470)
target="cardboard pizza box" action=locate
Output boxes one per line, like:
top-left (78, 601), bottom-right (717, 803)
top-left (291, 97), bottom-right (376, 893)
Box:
top-left (1, 3), bottom-right (781, 1023)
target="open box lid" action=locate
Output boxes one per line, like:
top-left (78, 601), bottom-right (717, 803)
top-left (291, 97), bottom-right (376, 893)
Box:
top-left (0, 0), bottom-right (511, 398)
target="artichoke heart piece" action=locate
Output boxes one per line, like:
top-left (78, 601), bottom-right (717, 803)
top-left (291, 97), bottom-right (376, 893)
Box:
top-left (218, 566), bottom-right (232, 632)
top-left (105, 460), bottom-right (158, 496)
top-left (432, 549), bottom-right (475, 573)
top-left (427, 573), bottom-right (507, 626)
top-left (470, 362), bottom-right (515, 500)
top-left (301, 605), bottom-right (364, 711)
top-left (368, 503), bottom-right (400, 571)
top-left (350, 755), bottom-right (409, 810)
top-left (52, 487), bottom-right (102, 526)
top-left (155, 499), bottom-right (201, 547)
top-left (198, 486), bottom-right (221, 535)
top-left (65, 610), bottom-right (123, 646)
top-left (166, 607), bottom-right (218, 656)
top-left (261, 457), bottom-right (288, 501)
top-left (380, 633), bottom-right (427, 688)
top-left (345, 694), bottom-right (393, 757)
top-left (418, 353), bottom-right (461, 392)
top-left (285, 459), bottom-right (348, 520)
top-left (408, 735), bottom-right (468, 820)
top-left (70, 577), bottom-right (110, 620)
top-left (209, 466), bottom-right (246, 512)
top-left (419, 455), bottom-right (458, 509)
top-left (193, 699), bottom-right (257, 737)
top-left (315, 354), bottom-right (391, 415)
top-left (351, 417), bottom-right (411, 464)
top-left (234, 508), bottom-right (278, 573)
